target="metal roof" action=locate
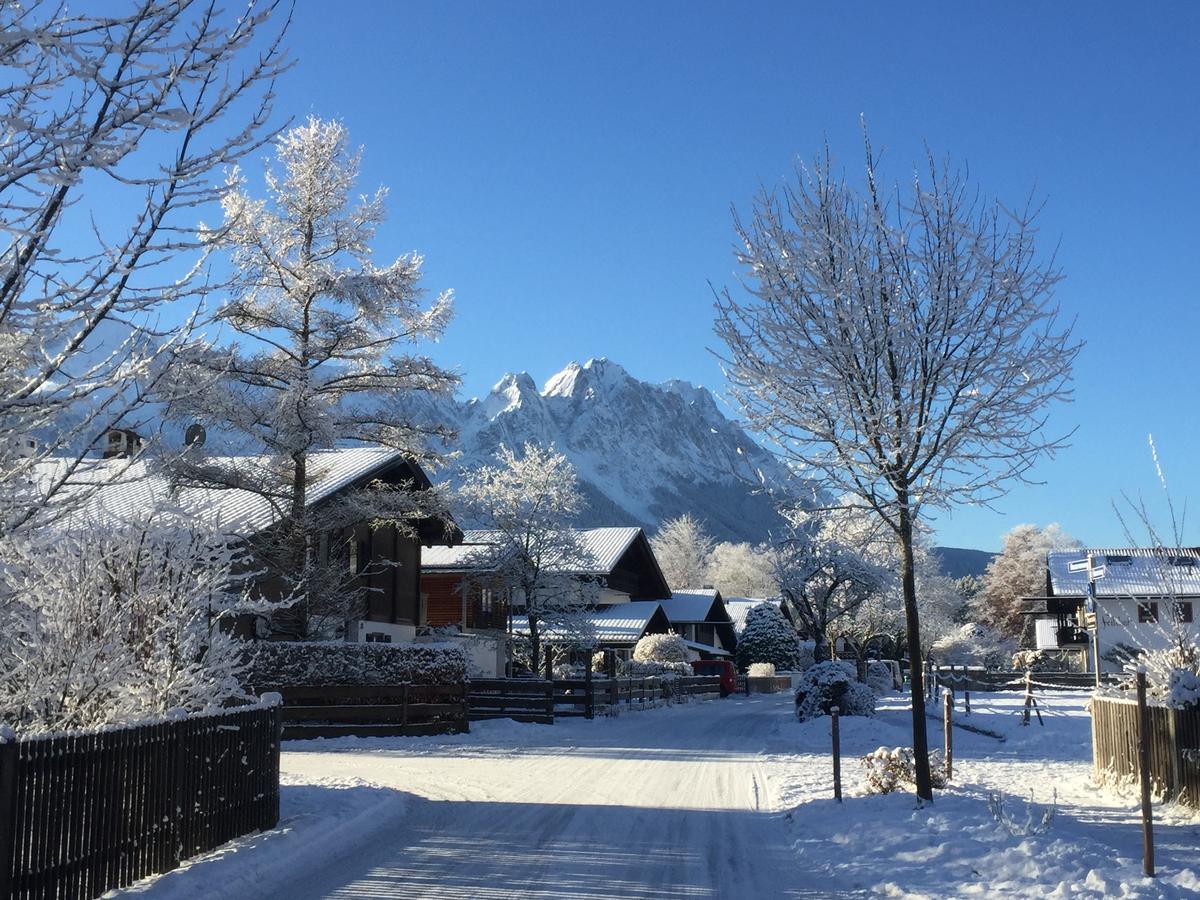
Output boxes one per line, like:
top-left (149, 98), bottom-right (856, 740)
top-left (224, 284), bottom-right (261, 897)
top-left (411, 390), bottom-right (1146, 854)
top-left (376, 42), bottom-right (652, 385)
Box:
top-left (681, 639), bottom-right (730, 657)
top-left (511, 600), bottom-right (664, 644)
top-left (724, 598), bottom-right (782, 635)
top-left (422, 526), bottom-right (643, 576)
top-left (1048, 549), bottom-right (1200, 598)
top-left (35, 446), bottom-right (411, 536)
top-left (660, 590), bottom-right (726, 623)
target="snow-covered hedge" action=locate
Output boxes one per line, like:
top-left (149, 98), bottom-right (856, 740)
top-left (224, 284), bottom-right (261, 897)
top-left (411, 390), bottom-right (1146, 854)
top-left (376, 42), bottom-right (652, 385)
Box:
top-left (736, 603), bottom-right (804, 671)
top-left (748, 662), bottom-right (776, 678)
top-left (633, 633), bottom-right (689, 665)
top-left (243, 641), bottom-right (468, 688)
top-left (794, 660), bottom-right (876, 721)
top-left (866, 660), bottom-right (895, 695)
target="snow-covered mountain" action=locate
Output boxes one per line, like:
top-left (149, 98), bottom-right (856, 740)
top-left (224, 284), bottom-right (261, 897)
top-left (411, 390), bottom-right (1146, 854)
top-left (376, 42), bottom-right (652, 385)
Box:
top-left (431, 358), bottom-right (795, 542)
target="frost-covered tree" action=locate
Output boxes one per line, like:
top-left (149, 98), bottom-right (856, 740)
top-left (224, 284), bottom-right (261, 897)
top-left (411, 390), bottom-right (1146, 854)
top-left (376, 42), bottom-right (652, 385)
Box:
top-left (707, 541), bottom-right (780, 598)
top-left (456, 444), bottom-right (599, 673)
top-left (975, 524), bottom-right (1081, 639)
top-left (0, 0), bottom-right (288, 539)
top-left (930, 622), bottom-right (1016, 669)
top-left (714, 129), bottom-right (1080, 799)
top-left (735, 602), bottom-right (804, 672)
top-left (775, 507), bottom-right (888, 664)
top-left (651, 514), bottom-right (714, 590)
top-left (0, 506), bottom-right (259, 734)
top-left (166, 118), bottom-right (458, 637)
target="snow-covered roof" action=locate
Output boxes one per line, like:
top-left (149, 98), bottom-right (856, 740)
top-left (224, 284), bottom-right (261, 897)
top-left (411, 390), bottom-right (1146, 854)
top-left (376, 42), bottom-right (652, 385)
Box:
top-left (724, 598), bottom-right (782, 634)
top-left (659, 590), bottom-right (725, 623)
top-left (681, 638), bottom-right (730, 657)
top-left (1048, 549), bottom-right (1200, 598)
top-left (511, 600), bottom-right (664, 644)
top-left (422, 526), bottom-right (643, 576)
top-left (35, 446), bottom-right (415, 536)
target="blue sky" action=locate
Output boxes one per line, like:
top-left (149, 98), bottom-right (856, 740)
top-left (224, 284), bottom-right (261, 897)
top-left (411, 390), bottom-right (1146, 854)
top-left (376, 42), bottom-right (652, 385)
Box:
top-left (132, 3), bottom-right (1200, 550)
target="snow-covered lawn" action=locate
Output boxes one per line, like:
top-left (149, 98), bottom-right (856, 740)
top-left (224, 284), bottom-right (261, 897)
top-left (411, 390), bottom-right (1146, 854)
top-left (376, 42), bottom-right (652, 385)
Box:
top-left (115, 691), bottom-right (1200, 899)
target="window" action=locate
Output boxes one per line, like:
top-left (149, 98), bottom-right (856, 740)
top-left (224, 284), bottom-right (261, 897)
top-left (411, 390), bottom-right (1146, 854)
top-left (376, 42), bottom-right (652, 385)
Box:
top-left (1137, 601), bottom-right (1159, 624)
top-left (1175, 602), bottom-right (1194, 624)
top-left (1169, 557), bottom-right (1197, 567)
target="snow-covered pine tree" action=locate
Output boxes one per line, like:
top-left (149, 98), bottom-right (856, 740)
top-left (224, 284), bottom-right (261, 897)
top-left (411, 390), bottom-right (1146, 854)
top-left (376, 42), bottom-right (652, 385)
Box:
top-left (715, 127), bottom-right (1080, 798)
top-left (0, 1), bottom-right (287, 539)
top-left (651, 514), bottom-right (714, 590)
top-left (456, 444), bottom-right (599, 673)
top-left (734, 602), bottom-right (803, 672)
top-left (166, 118), bottom-right (458, 638)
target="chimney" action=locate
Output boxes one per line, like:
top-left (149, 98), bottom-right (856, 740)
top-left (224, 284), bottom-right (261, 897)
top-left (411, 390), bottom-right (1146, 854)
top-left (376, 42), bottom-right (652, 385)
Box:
top-left (102, 428), bottom-right (143, 459)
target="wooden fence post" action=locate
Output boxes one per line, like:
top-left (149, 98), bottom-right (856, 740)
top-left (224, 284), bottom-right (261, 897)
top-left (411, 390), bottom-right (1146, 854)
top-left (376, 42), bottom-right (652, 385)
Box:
top-left (544, 649), bottom-right (554, 683)
top-left (1136, 669), bottom-right (1156, 878)
top-left (831, 705), bottom-right (842, 802)
top-left (584, 660), bottom-right (594, 720)
top-left (964, 691), bottom-right (971, 716)
top-left (0, 732), bottom-right (17, 900)
top-left (943, 691), bottom-right (953, 780)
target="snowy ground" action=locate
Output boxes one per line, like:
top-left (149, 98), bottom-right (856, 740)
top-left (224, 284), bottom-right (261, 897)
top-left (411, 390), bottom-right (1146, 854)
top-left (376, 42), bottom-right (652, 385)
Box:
top-left (114, 690), bottom-right (1200, 899)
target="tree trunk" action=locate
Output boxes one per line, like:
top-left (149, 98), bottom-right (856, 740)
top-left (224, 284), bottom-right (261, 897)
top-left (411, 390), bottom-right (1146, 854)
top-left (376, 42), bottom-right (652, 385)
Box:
top-left (899, 499), bottom-right (934, 801)
top-left (528, 613), bottom-right (541, 676)
top-left (274, 452), bottom-right (309, 639)
top-left (813, 632), bottom-right (829, 663)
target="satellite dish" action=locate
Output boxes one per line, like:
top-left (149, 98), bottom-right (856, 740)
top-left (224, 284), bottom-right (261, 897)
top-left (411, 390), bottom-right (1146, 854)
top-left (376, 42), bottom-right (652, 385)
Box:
top-left (184, 424), bottom-right (207, 448)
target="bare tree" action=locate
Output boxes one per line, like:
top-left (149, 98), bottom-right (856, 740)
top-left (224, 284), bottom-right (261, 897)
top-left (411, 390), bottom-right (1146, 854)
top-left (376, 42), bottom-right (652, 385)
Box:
top-left (0, 0), bottom-right (289, 537)
top-left (651, 514), bottom-right (714, 590)
top-left (165, 117), bottom-right (458, 637)
top-left (456, 444), bottom-right (599, 674)
top-left (714, 130), bottom-right (1080, 799)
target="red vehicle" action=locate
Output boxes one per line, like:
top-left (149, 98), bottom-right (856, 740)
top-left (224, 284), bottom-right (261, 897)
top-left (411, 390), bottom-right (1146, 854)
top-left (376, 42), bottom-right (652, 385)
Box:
top-left (690, 659), bottom-right (737, 697)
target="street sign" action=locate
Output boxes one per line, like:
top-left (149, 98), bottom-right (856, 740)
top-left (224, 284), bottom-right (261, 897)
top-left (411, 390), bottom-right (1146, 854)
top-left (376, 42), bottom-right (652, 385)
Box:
top-left (1090, 565), bottom-right (1106, 580)
top-left (1068, 558), bottom-right (1089, 573)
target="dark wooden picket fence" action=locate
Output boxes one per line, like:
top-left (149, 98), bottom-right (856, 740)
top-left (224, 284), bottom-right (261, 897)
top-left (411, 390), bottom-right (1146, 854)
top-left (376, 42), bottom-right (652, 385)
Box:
top-left (1091, 695), bottom-right (1200, 807)
top-left (0, 704), bottom-right (281, 900)
top-left (467, 675), bottom-right (721, 724)
top-left (278, 683), bottom-right (469, 739)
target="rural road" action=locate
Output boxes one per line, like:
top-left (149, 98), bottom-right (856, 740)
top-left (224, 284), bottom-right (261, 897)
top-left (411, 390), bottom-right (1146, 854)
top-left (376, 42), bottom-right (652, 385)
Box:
top-left (269, 695), bottom-right (830, 899)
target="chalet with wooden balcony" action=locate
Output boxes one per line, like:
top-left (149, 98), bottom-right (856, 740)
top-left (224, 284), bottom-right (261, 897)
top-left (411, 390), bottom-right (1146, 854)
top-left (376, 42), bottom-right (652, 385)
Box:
top-left (658, 589), bottom-right (737, 659)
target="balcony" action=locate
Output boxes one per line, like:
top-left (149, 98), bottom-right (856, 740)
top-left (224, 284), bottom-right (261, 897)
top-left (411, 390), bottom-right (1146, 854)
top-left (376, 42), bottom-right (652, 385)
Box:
top-left (1056, 626), bottom-right (1090, 646)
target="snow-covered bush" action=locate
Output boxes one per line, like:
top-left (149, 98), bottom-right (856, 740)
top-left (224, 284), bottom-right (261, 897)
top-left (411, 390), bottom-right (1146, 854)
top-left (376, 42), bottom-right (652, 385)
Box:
top-left (244, 641), bottom-right (468, 688)
top-left (930, 622), bottom-right (1015, 669)
top-left (861, 747), bottom-right (949, 794)
top-left (0, 511), bottom-right (256, 734)
top-left (633, 633), bottom-right (689, 665)
top-left (1134, 641), bottom-right (1200, 709)
top-left (987, 789), bottom-right (1057, 836)
top-left (736, 603), bottom-right (804, 671)
top-left (794, 661), bottom-right (876, 721)
top-left (748, 662), bottom-right (776, 678)
top-left (1011, 649), bottom-right (1046, 671)
top-left (628, 660), bottom-right (692, 678)
top-left (866, 660), bottom-right (895, 694)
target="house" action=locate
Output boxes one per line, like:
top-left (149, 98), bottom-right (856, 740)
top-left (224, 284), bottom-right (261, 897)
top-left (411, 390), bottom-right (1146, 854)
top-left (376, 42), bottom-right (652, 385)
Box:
top-left (1023, 548), bottom-right (1200, 673)
top-left (421, 525), bottom-right (672, 632)
top-left (36, 443), bottom-right (460, 643)
top-left (510, 600), bottom-right (674, 661)
top-left (658, 589), bottom-right (737, 659)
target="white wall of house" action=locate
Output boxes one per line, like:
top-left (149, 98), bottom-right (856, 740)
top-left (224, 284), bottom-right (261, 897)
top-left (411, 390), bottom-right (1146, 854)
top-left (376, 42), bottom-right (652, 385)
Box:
top-left (1096, 597), bottom-right (1197, 673)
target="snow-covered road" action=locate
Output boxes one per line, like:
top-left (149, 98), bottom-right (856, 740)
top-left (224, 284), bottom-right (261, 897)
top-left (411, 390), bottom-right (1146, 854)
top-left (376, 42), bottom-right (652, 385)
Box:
top-left (268, 696), bottom-right (818, 899)
top-left (120, 690), bottom-right (1200, 899)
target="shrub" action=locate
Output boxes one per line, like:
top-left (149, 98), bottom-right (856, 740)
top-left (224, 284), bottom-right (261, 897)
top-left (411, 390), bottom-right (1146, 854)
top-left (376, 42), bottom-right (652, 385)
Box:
top-left (794, 661), bottom-right (876, 721)
top-left (633, 633), bottom-right (689, 665)
top-left (748, 662), bottom-right (776, 678)
top-left (736, 603), bottom-right (804, 671)
top-left (861, 747), bottom-right (949, 794)
top-left (628, 660), bottom-right (692, 678)
top-left (243, 641), bottom-right (468, 688)
top-left (931, 622), bottom-right (1015, 669)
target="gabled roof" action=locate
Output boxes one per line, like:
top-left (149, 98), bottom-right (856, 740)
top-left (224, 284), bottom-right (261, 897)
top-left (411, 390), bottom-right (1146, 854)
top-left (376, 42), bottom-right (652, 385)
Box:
top-left (660, 589), bottom-right (728, 623)
top-left (510, 600), bottom-right (665, 643)
top-left (34, 447), bottom-right (453, 541)
top-left (422, 526), bottom-right (645, 576)
top-left (724, 597), bottom-right (783, 634)
top-left (681, 638), bottom-right (730, 657)
top-left (1048, 549), bottom-right (1200, 598)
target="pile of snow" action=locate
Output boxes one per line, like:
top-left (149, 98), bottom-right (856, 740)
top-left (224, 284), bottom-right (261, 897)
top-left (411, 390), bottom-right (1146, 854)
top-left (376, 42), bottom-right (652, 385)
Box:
top-left (794, 660), bottom-right (876, 721)
top-left (243, 641), bottom-right (468, 688)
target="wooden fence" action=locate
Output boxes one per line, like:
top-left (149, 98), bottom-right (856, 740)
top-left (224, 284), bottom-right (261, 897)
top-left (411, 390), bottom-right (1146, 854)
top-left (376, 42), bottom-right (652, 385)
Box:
top-left (1091, 695), bottom-right (1200, 807)
top-left (277, 684), bottom-right (469, 739)
top-left (0, 704), bottom-right (281, 900)
top-left (467, 676), bottom-right (721, 724)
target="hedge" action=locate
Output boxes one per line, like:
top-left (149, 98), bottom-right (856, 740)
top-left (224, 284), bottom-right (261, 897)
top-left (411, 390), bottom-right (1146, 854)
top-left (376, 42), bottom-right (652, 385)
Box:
top-left (242, 641), bottom-right (468, 689)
